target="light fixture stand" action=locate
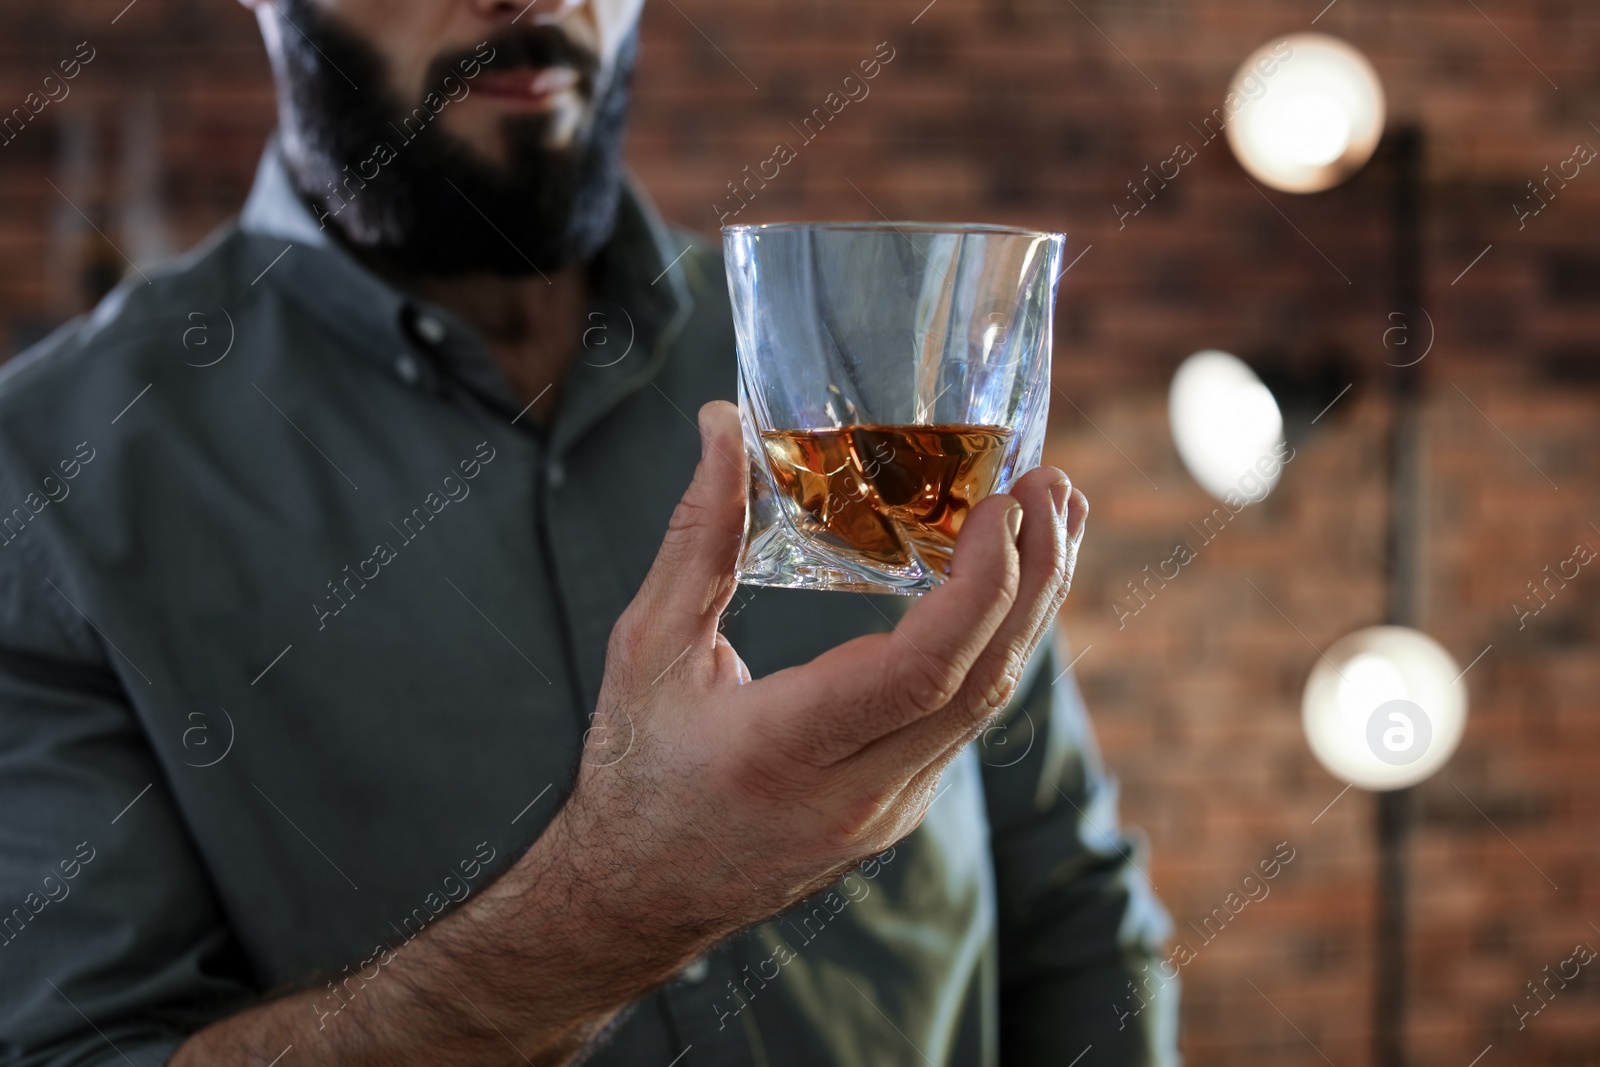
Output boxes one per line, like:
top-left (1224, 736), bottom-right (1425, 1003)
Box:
top-left (1375, 122), bottom-right (1426, 1067)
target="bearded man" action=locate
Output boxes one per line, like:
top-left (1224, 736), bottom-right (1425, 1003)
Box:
top-left (0, 1), bottom-right (1177, 1064)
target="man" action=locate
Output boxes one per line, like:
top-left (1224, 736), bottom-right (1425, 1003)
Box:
top-left (0, 0), bottom-right (1178, 1063)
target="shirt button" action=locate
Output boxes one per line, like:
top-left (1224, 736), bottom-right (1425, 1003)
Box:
top-left (679, 957), bottom-right (709, 984)
top-left (413, 314), bottom-right (447, 346)
top-left (547, 460), bottom-right (566, 490)
top-left (394, 354), bottom-right (420, 385)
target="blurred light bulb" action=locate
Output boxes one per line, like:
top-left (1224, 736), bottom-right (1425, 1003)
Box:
top-left (1169, 350), bottom-right (1286, 502)
top-left (1303, 627), bottom-right (1467, 791)
top-left (1336, 653), bottom-right (1408, 716)
top-left (1274, 93), bottom-right (1352, 166)
top-left (1226, 33), bottom-right (1386, 193)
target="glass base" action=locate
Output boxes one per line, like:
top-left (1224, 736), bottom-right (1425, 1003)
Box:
top-left (736, 519), bottom-right (944, 596)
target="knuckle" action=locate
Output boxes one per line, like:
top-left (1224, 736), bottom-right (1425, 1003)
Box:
top-left (1043, 565), bottom-right (1074, 619)
top-left (827, 785), bottom-right (897, 846)
top-left (886, 773), bottom-right (945, 839)
top-left (1052, 576), bottom-right (1073, 613)
top-left (893, 646), bottom-right (964, 715)
top-left (664, 494), bottom-right (717, 547)
top-left (973, 659), bottom-right (1022, 723)
top-left (937, 647), bottom-right (1022, 738)
top-left (1023, 539), bottom-right (1062, 590)
top-left (607, 607), bottom-right (648, 664)
top-left (1027, 546), bottom-right (1070, 616)
top-left (1040, 511), bottom-right (1069, 571)
top-left (995, 570), bottom-right (1021, 613)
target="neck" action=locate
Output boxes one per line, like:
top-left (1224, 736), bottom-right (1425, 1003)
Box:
top-left (389, 265), bottom-right (590, 425)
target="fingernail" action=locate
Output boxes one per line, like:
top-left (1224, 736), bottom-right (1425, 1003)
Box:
top-left (1066, 490), bottom-right (1088, 542)
top-left (1005, 504), bottom-right (1024, 542)
top-left (1049, 478), bottom-right (1070, 517)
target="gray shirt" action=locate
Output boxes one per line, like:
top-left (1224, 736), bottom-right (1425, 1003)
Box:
top-left (0, 144), bottom-right (1176, 1067)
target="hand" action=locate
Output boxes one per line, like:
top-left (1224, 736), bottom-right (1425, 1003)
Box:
top-left (168, 400), bottom-right (1086, 1067)
top-left (560, 400), bottom-right (1088, 967)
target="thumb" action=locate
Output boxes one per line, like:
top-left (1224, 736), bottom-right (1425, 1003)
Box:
top-left (632, 400), bottom-right (748, 651)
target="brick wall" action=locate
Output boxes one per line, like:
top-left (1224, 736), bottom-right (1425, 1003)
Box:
top-left (2, 1), bottom-right (1598, 1063)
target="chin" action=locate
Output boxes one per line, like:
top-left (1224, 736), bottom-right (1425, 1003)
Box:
top-left (449, 114), bottom-right (584, 168)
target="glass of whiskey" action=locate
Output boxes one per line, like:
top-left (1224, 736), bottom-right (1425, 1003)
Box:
top-left (724, 222), bottom-right (1065, 595)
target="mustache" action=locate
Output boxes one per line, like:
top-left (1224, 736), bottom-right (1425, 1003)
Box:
top-left (424, 24), bottom-right (601, 100)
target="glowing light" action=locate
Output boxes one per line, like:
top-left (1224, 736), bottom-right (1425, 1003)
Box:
top-left (1226, 34), bottom-right (1386, 194)
top-left (1273, 93), bottom-right (1352, 166)
top-left (1168, 350), bottom-right (1285, 502)
top-left (1303, 627), bottom-right (1468, 791)
top-left (1336, 654), bottom-right (1409, 717)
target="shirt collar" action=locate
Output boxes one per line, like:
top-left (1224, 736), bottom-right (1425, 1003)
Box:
top-left (240, 137), bottom-right (336, 248)
top-left (237, 137), bottom-right (697, 441)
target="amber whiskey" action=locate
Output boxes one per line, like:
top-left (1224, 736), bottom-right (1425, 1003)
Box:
top-left (760, 424), bottom-right (1012, 577)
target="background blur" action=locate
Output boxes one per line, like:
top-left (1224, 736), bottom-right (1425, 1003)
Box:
top-left (2, 0), bottom-right (1598, 1063)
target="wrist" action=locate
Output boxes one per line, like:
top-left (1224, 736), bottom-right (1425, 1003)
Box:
top-left (496, 801), bottom-right (707, 1012)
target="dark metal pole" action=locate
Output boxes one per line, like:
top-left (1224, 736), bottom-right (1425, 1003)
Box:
top-left (1375, 123), bottom-right (1426, 1067)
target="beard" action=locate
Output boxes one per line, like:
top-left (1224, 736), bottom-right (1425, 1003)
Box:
top-left (264, 0), bottom-right (636, 277)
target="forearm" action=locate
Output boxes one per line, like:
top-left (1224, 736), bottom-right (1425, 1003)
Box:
top-left (171, 810), bottom-right (691, 1067)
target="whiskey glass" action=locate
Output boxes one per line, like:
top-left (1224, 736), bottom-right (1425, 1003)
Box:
top-left (724, 222), bottom-right (1065, 595)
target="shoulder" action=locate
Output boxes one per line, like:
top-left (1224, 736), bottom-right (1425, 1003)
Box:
top-left (0, 224), bottom-right (263, 430)
top-left (0, 223), bottom-right (268, 648)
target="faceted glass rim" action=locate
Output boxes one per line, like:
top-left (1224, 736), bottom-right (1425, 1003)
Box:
top-left (722, 220), bottom-right (1064, 241)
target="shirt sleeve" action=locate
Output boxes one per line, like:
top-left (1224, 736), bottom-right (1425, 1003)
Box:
top-left (981, 634), bottom-right (1180, 1066)
top-left (0, 514), bottom-right (257, 1064)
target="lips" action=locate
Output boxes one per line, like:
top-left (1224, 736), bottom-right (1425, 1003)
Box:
top-left (475, 67), bottom-right (581, 110)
